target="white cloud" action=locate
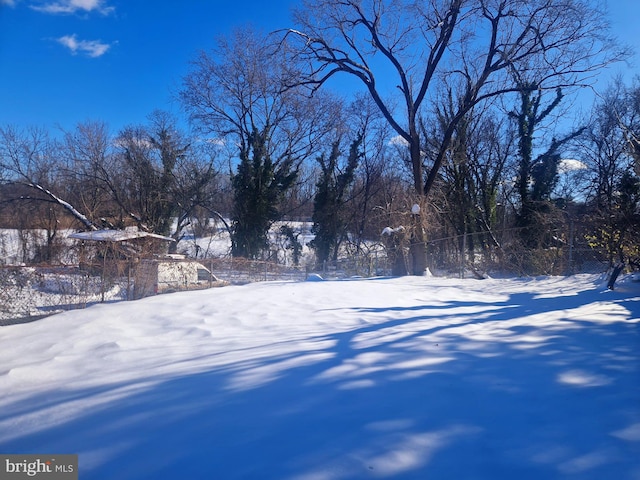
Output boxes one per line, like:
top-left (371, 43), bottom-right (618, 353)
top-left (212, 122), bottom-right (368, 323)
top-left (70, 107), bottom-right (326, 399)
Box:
top-left (31, 0), bottom-right (114, 15)
top-left (388, 135), bottom-right (409, 147)
top-left (56, 34), bottom-right (112, 57)
top-left (205, 137), bottom-right (226, 147)
top-left (558, 158), bottom-right (588, 174)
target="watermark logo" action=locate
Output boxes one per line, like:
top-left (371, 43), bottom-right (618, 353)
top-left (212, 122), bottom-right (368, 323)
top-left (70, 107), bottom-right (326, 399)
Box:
top-left (0, 455), bottom-right (77, 480)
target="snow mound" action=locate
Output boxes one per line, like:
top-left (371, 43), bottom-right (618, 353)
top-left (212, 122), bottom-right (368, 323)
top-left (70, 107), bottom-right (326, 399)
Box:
top-left (0, 274), bottom-right (638, 479)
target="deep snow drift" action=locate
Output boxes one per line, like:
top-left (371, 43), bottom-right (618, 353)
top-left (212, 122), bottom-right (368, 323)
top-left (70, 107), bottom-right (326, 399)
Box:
top-left (0, 274), bottom-right (639, 479)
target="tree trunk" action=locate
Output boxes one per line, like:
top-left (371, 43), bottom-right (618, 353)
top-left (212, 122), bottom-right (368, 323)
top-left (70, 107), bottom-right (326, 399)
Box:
top-left (408, 131), bottom-right (428, 276)
top-left (607, 262), bottom-right (625, 290)
top-left (409, 229), bottom-right (427, 275)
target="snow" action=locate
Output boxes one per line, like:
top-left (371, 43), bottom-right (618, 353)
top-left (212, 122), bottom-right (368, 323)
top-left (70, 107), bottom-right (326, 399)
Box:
top-left (381, 226), bottom-right (405, 236)
top-left (306, 273), bottom-right (325, 282)
top-left (0, 274), bottom-right (639, 479)
top-left (68, 227), bottom-right (174, 243)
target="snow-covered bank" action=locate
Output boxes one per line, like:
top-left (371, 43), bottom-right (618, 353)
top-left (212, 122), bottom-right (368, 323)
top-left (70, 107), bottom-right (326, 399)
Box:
top-left (0, 274), bottom-right (639, 479)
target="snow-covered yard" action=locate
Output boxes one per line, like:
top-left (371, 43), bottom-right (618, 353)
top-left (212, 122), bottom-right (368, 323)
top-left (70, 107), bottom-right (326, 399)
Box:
top-left (0, 274), bottom-right (638, 479)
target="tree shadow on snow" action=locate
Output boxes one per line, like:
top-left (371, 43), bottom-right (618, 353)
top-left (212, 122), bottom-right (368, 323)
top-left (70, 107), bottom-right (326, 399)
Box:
top-left (0, 281), bottom-right (639, 480)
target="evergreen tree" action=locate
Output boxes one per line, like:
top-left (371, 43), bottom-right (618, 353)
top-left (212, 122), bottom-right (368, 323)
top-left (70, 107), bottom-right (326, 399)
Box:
top-left (511, 85), bottom-right (583, 247)
top-left (231, 127), bottom-right (297, 259)
top-left (512, 85), bottom-right (563, 212)
top-left (279, 225), bottom-right (303, 266)
top-left (310, 135), bottom-right (362, 265)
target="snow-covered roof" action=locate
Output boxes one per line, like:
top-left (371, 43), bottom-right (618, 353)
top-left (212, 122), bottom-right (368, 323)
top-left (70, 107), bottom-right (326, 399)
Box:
top-left (69, 228), bottom-right (174, 243)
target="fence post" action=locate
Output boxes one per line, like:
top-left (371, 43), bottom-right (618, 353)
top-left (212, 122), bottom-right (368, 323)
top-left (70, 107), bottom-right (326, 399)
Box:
top-left (460, 233), bottom-right (467, 278)
top-left (101, 246), bottom-right (107, 303)
top-left (568, 218), bottom-right (574, 275)
top-left (127, 260), bottom-right (132, 300)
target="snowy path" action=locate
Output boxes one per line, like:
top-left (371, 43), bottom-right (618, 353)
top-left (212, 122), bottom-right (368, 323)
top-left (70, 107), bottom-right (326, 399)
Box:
top-left (0, 275), bottom-right (639, 479)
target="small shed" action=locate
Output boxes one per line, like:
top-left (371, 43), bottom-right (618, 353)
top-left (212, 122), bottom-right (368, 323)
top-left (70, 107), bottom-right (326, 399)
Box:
top-left (133, 255), bottom-right (221, 298)
top-left (69, 226), bottom-right (175, 278)
top-left (69, 227), bottom-right (224, 299)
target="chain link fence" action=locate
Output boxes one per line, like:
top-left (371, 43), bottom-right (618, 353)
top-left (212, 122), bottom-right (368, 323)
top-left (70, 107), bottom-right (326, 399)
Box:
top-left (0, 249), bottom-right (395, 326)
top-left (1, 227), bottom-right (613, 326)
top-left (0, 265), bottom-right (129, 326)
top-left (422, 222), bottom-right (611, 278)
top-left (196, 250), bottom-right (391, 284)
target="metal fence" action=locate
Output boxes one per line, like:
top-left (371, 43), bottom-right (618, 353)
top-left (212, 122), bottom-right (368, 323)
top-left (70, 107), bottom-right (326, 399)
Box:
top-left (0, 249), bottom-right (397, 326)
top-left (196, 252), bottom-right (391, 284)
top-left (0, 237), bottom-right (612, 326)
top-left (0, 265), bottom-right (130, 326)
top-left (424, 238), bottom-right (610, 278)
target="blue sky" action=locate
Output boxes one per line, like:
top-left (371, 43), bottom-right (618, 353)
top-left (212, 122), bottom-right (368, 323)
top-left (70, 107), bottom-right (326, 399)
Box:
top-left (0, 0), bottom-right (297, 134)
top-left (0, 0), bottom-right (639, 135)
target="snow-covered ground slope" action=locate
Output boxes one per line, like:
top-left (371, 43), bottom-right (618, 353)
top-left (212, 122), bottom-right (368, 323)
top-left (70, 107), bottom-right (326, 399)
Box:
top-left (0, 274), bottom-right (638, 479)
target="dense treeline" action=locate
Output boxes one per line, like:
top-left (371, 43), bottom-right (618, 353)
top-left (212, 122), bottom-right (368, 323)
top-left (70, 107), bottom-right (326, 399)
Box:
top-left (0, 0), bottom-right (638, 276)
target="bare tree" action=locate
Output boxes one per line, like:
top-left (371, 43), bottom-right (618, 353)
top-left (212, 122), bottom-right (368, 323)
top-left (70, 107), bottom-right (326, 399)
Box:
top-left (582, 80), bottom-right (637, 212)
top-left (107, 111), bottom-right (220, 251)
top-left (0, 124), bottom-right (98, 231)
top-left (346, 94), bottom-right (397, 251)
top-left (425, 97), bottom-right (514, 269)
top-left (57, 113), bottom-right (221, 254)
top-left (580, 78), bottom-right (640, 270)
top-left (180, 26), bottom-right (339, 259)
top-left (59, 120), bottom-right (118, 226)
top-left (286, 0), bottom-right (625, 274)
top-left (619, 77), bottom-right (640, 176)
